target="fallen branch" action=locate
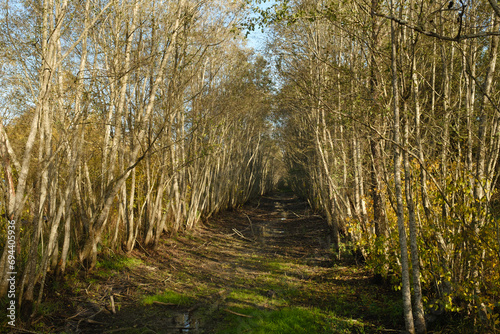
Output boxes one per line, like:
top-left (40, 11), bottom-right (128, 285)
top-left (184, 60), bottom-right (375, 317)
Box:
top-left (76, 308), bottom-right (104, 331)
top-left (67, 308), bottom-right (90, 320)
top-left (224, 309), bottom-right (253, 318)
top-left (152, 301), bottom-right (176, 306)
top-left (110, 295), bottom-right (116, 314)
top-left (83, 319), bottom-right (107, 324)
top-left (232, 228), bottom-right (254, 242)
top-left (135, 240), bottom-right (151, 257)
top-left (243, 213), bottom-right (255, 235)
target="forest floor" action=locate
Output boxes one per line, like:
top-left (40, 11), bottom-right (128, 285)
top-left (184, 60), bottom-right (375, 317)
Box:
top-left (9, 192), bottom-right (413, 334)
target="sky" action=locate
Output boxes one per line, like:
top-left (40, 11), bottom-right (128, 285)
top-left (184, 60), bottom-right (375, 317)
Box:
top-left (245, 28), bottom-right (268, 53)
top-left (243, 0), bottom-right (278, 54)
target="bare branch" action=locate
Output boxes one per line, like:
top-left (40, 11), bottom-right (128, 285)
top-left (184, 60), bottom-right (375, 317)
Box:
top-left (371, 10), bottom-right (500, 42)
top-left (488, 0), bottom-right (500, 19)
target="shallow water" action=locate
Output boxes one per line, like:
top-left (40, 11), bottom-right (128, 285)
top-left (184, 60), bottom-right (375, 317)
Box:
top-left (170, 311), bottom-right (201, 333)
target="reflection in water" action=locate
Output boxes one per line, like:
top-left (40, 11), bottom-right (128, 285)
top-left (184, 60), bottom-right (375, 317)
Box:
top-left (171, 312), bottom-right (200, 333)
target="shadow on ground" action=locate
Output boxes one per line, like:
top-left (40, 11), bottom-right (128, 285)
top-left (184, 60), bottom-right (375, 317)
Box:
top-left (8, 192), bottom-right (406, 334)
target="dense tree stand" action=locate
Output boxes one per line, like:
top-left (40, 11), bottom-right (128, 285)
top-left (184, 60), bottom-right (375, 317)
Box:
top-left (25, 193), bottom-right (406, 333)
top-left (1, 0), bottom-right (500, 331)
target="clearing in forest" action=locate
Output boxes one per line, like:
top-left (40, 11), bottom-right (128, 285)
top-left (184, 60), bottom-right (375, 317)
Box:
top-left (17, 192), bottom-right (406, 334)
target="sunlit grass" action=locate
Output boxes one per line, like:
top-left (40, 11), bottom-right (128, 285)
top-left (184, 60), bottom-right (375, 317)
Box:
top-left (229, 289), bottom-right (269, 304)
top-left (264, 259), bottom-right (294, 272)
top-left (95, 254), bottom-right (143, 271)
top-left (215, 306), bottom-right (368, 334)
top-left (227, 288), bottom-right (287, 309)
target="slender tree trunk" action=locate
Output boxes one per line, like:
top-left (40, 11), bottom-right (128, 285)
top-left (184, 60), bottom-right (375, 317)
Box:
top-left (390, 3), bottom-right (415, 331)
top-left (403, 101), bottom-right (426, 334)
top-left (475, 16), bottom-right (499, 203)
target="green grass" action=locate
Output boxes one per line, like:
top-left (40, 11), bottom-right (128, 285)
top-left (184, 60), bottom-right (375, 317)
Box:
top-left (95, 254), bottom-right (143, 271)
top-left (263, 260), bottom-right (294, 272)
top-left (228, 289), bottom-right (285, 308)
top-left (215, 306), bottom-right (367, 334)
top-left (219, 284), bottom-right (374, 333)
top-left (142, 290), bottom-right (195, 306)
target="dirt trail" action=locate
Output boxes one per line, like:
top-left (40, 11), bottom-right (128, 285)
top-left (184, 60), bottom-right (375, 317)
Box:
top-left (17, 192), bottom-right (404, 334)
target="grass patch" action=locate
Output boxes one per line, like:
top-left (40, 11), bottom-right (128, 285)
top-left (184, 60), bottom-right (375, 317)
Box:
top-left (142, 290), bottom-right (195, 306)
top-left (215, 306), bottom-right (367, 334)
top-left (96, 254), bottom-right (143, 271)
top-left (230, 290), bottom-right (268, 304)
top-left (228, 289), bottom-right (284, 308)
top-left (264, 260), bottom-right (293, 272)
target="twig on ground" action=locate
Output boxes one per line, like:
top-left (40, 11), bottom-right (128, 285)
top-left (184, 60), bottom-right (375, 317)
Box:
top-left (243, 213), bottom-right (254, 235)
top-left (67, 308), bottom-right (90, 321)
top-left (110, 295), bottom-right (116, 314)
top-left (224, 309), bottom-right (253, 318)
top-left (76, 309), bottom-right (104, 331)
top-left (135, 240), bottom-right (151, 257)
top-left (83, 319), bottom-right (107, 324)
top-left (152, 301), bottom-right (176, 306)
top-left (232, 228), bottom-right (254, 242)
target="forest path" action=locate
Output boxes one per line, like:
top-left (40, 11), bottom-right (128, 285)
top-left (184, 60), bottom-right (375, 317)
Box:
top-left (38, 192), bottom-right (404, 334)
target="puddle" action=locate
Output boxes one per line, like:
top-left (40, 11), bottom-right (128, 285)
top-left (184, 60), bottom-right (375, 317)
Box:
top-left (170, 312), bottom-right (200, 333)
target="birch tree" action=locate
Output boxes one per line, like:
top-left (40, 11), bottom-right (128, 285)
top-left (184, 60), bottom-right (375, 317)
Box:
top-left (0, 0), bottom-right (279, 319)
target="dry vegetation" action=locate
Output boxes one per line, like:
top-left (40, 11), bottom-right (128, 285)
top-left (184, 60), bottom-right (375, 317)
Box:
top-left (5, 193), bottom-right (412, 334)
